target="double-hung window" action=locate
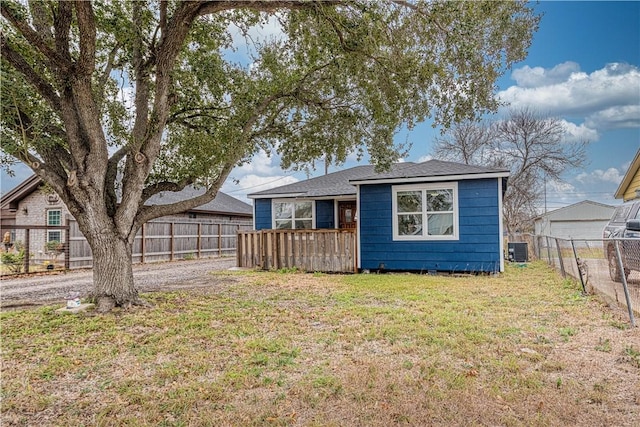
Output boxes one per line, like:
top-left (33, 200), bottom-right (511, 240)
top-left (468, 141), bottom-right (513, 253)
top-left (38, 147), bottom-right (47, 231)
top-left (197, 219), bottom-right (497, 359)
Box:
top-left (273, 200), bottom-right (314, 229)
top-left (47, 209), bottom-right (62, 242)
top-left (392, 183), bottom-right (458, 240)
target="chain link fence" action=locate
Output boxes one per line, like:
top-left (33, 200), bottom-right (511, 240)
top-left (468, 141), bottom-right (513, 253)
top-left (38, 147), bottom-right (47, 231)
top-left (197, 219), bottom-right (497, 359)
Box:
top-left (522, 234), bottom-right (639, 326)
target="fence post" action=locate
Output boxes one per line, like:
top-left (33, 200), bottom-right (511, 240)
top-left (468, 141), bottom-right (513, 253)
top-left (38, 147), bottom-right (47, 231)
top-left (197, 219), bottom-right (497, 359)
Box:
top-left (24, 228), bottom-right (30, 273)
top-left (141, 223), bottom-right (146, 264)
top-left (570, 239), bottom-right (586, 293)
top-left (197, 223), bottom-right (202, 259)
top-left (614, 240), bottom-right (636, 327)
top-left (169, 222), bottom-right (174, 261)
top-left (545, 236), bottom-right (552, 265)
top-left (64, 225), bottom-right (70, 271)
top-left (554, 238), bottom-right (566, 277)
top-left (237, 231), bottom-right (243, 267)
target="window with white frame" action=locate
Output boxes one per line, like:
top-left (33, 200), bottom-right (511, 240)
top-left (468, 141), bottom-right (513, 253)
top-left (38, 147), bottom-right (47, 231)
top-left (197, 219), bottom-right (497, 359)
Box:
top-left (47, 209), bottom-right (61, 226)
top-left (392, 183), bottom-right (458, 240)
top-left (273, 200), bottom-right (313, 229)
top-left (47, 230), bottom-right (62, 243)
top-left (46, 209), bottom-right (62, 243)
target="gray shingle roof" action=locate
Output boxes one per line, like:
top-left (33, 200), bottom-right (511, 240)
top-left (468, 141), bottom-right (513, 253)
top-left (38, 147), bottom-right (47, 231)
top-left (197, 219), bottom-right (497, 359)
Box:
top-left (350, 159), bottom-right (509, 183)
top-left (248, 163), bottom-right (417, 198)
top-left (147, 187), bottom-right (252, 216)
top-left (249, 160), bottom-right (509, 199)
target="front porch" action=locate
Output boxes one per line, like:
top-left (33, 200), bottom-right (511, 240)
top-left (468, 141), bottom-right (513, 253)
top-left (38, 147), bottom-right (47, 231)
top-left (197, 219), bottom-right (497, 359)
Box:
top-left (237, 229), bottom-right (357, 273)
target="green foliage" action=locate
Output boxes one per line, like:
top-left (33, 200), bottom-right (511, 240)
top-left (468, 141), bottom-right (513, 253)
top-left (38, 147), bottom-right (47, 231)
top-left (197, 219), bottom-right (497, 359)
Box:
top-left (1, 248), bottom-right (25, 273)
top-left (2, 1), bottom-right (539, 181)
top-left (44, 240), bottom-right (64, 254)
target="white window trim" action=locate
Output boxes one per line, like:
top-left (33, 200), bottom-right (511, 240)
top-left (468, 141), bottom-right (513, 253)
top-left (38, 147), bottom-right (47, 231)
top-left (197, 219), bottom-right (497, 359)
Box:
top-left (47, 230), bottom-right (62, 242)
top-left (271, 199), bottom-right (316, 230)
top-left (47, 209), bottom-right (62, 226)
top-left (392, 182), bottom-right (459, 241)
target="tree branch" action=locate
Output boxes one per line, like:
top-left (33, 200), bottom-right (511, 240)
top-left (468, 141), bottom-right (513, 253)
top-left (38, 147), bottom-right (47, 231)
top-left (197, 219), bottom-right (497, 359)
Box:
top-left (1, 2), bottom-right (72, 72)
top-left (0, 36), bottom-right (62, 111)
top-left (74, 1), bottom-right (96, 75)
top-left (135, 164), bottom-right (234, 227)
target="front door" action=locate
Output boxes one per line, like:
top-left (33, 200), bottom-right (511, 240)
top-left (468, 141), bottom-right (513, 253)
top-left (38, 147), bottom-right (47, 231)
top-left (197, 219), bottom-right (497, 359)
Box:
top-left (338, 201), bottom-right (357, 229)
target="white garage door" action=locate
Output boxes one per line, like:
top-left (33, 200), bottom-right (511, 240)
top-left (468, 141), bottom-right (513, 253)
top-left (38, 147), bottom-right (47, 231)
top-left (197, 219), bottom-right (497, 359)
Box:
top-left (549, 220), bottom-right (607, 240)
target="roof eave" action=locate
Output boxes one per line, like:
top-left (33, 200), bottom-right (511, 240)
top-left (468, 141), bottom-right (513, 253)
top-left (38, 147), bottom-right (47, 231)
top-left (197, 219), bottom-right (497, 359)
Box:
top-left (614, 149), bottom-right (640, 199)
top-left (349, 171), bottom-right (510, 185)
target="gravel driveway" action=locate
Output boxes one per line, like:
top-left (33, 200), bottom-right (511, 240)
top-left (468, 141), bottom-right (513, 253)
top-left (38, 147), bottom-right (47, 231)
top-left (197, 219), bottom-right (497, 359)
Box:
top-left (0, 257), bottom-right (237, 309)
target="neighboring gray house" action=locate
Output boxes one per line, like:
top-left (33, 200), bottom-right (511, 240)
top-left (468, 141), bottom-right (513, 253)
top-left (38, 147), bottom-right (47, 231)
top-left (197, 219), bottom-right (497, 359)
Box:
top-left (1, 175), bottom-right (252, 266)
top-left (533, 200), bottom-right (616, 239)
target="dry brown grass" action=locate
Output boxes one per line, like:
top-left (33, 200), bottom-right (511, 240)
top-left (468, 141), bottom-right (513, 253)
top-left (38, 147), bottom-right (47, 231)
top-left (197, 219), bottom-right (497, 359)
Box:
top-left (1, 262), bottom-right (639, 426)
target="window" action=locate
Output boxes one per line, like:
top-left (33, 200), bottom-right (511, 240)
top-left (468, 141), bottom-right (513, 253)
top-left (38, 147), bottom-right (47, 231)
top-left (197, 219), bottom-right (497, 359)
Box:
top-left (47, 230), bottom-right (61, 243)
top-left (392, 183), bottom-right (458, 240)
top-left (273, 200), bottom-right (314, 229)
top-left (47, 209), bottom-right (61, 226)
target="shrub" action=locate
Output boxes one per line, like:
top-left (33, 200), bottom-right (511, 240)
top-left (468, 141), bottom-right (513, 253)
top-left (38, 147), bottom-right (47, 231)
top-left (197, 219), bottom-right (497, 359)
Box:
top-left (1, 249), bottom-right (25, 273)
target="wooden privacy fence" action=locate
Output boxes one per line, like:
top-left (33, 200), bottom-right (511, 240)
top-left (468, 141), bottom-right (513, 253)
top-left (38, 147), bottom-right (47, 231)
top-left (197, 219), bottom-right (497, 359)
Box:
top-left (237, 229), bottom-right (357, 273)
top-left (69, 219), bottom-right (252, 269)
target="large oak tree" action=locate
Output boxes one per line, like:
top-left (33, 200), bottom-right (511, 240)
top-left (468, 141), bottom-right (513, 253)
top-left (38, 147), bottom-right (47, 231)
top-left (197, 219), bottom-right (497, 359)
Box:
top-left (1, 1), bottom-right (538, 311)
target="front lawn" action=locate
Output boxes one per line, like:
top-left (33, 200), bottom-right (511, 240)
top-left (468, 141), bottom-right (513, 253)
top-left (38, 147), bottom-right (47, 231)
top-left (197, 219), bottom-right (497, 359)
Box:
top-left (1, 262), bottom-right (639, 426)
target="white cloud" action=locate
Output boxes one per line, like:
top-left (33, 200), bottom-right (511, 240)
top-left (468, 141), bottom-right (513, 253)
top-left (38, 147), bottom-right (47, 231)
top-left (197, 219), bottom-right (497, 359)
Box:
top-left (236, 150), bottom-right (281, 175)
top-left (511, 61), bottom-right (581, 88)
top-left (417, 155), bottom-right (433, 163)
top-left (575, 167), bottom-right (624, 185)
top-left (560, 120), bottom-right (599, 143)
top-left (499, 62), bottom-right (640, 131)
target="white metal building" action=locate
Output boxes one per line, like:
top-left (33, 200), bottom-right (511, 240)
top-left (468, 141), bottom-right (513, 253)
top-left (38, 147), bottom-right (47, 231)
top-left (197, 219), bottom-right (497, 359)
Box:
top-left (533, 200), bottom-right (616, 239)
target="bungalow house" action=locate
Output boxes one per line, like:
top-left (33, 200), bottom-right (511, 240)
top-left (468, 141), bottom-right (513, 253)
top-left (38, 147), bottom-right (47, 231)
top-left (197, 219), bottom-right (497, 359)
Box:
top-left (248, 159), bottom-right (509, 273)
top-left (1, 175), bottom-right (252, 267)
top-left (615, 148), bottom-right (640, 201)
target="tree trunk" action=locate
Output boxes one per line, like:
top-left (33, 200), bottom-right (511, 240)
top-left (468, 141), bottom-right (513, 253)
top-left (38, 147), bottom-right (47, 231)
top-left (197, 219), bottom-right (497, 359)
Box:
top-left (88, 231), bottom-right (140, 312)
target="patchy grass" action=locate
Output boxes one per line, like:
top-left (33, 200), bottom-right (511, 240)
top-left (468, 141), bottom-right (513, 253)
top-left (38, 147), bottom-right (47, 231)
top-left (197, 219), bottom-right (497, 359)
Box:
top-left (2, 262), bottom-right (639, 426)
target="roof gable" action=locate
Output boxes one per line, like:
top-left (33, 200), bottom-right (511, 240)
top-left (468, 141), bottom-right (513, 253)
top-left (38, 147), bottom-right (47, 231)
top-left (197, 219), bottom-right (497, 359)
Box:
top-left (615, 149), bottom-right (640, 200)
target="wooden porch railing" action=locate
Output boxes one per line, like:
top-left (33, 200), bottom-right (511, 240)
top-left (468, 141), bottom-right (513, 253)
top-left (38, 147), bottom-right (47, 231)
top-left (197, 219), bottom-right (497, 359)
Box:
top-left (237, 229), bottom-right (357, 273)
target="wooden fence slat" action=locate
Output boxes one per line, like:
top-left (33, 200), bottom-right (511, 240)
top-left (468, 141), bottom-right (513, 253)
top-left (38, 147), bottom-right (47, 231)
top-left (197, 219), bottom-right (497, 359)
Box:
top-left (236, 229), bottom-right (356, 273)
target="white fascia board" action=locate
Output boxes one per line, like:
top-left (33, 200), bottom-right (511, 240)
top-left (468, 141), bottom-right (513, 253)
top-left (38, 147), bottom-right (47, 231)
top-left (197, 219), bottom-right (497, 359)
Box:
top-left (349, 171), bottom-right (510, 186)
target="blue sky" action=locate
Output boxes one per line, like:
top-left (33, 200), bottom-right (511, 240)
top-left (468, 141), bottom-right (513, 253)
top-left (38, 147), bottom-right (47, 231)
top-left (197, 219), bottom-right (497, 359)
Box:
top-left (2, 1), bottom-right (639, 211)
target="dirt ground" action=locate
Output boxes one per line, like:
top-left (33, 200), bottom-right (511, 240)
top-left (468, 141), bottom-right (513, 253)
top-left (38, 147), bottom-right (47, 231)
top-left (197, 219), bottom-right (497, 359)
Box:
top-left (0, 257), bottom-right (237, 309)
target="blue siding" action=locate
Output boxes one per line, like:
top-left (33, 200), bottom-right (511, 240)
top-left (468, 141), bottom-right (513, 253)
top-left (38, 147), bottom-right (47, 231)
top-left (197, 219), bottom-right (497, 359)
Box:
top-left (254, 199), bottom-right (272, 230)
top-left (359, 179), bottom-right (502, 273)
top-left (316, 200), bottom-right (335, 229)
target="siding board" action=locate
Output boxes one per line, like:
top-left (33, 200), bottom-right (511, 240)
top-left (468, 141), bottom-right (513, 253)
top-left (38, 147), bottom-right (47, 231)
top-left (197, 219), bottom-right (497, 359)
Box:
top-left (359, 178), bottom-right (501, 272)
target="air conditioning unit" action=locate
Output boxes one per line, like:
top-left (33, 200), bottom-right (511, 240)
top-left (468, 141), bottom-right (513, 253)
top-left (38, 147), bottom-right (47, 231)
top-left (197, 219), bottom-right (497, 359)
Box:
top-left (508, 242), bottom-right (528, 263)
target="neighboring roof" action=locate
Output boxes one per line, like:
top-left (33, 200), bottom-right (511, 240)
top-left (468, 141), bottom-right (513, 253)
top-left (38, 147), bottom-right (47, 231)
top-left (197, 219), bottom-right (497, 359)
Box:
top-left (0, 175), bottom-right (252, 217)
top-left (148, 186), bottom-right (252, 216)
top-left (532, 200), bottom-right (616, 222)
top-left (614, 149), bottom-right (640, 200)
top-left (248, 160), bottom-right (509, 199)
top-left (0, 174), bottom-right (41, 210)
